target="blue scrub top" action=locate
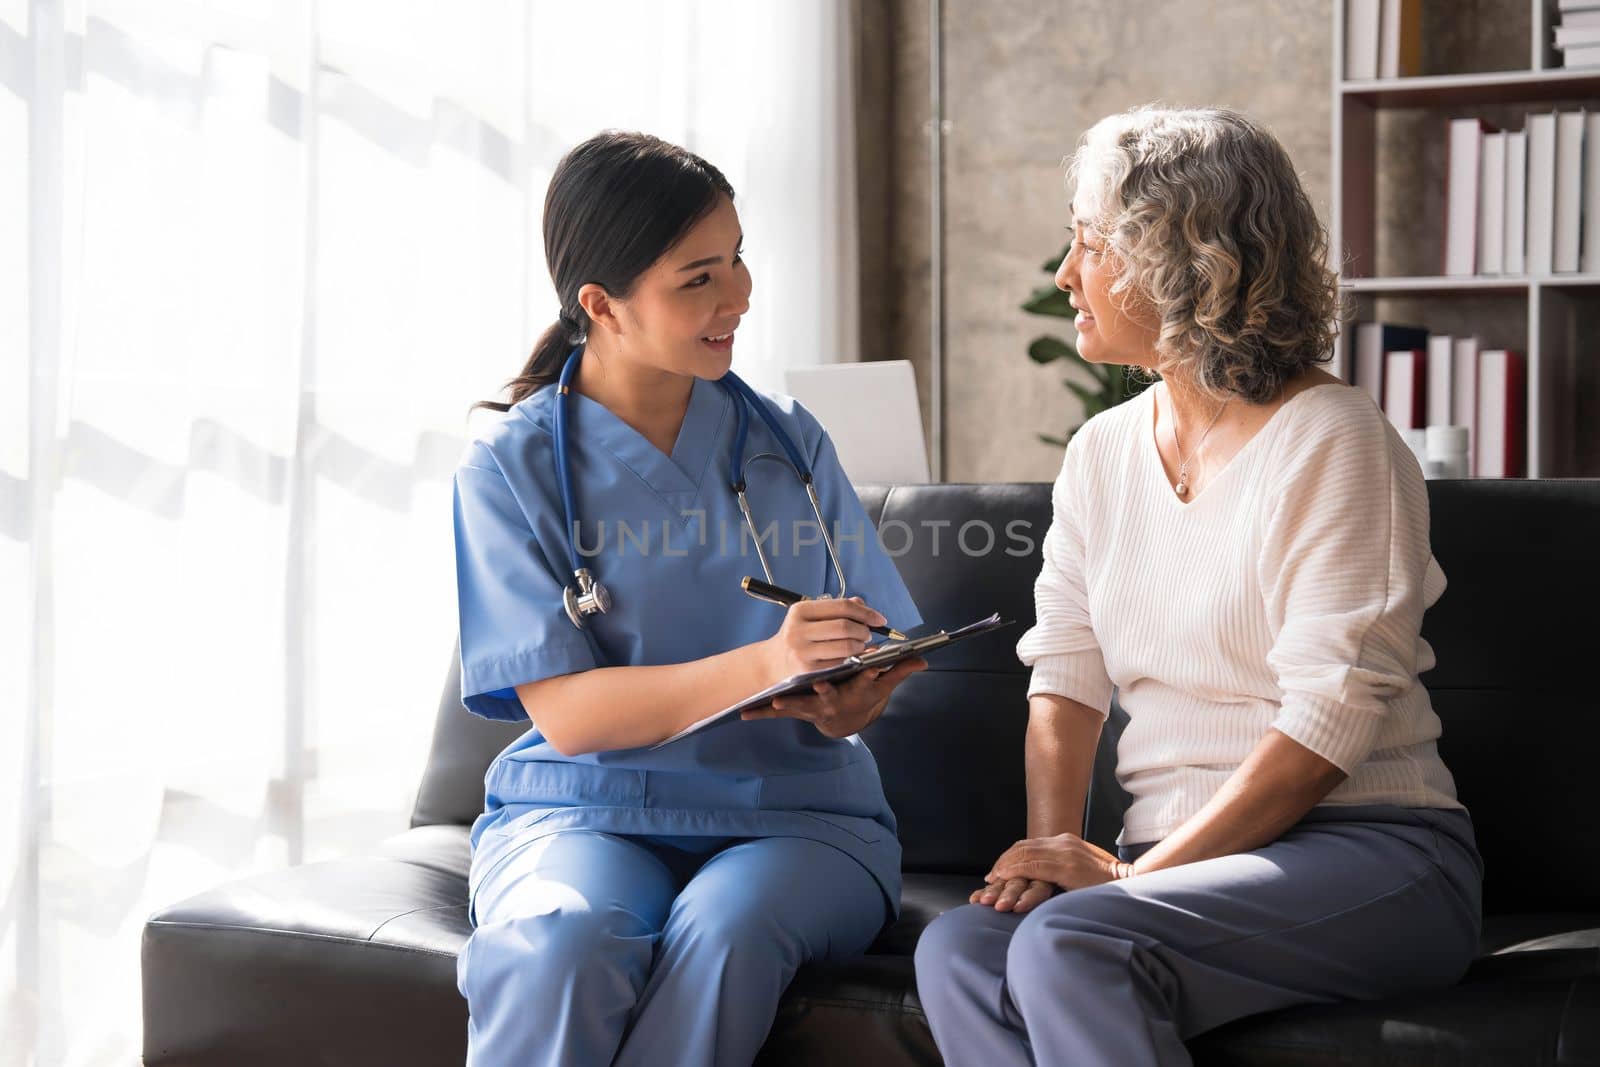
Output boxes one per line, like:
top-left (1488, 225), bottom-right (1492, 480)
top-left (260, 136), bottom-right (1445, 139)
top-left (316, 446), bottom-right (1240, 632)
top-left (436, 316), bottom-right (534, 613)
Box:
top-left (452, 372), bottom-right (923, 915)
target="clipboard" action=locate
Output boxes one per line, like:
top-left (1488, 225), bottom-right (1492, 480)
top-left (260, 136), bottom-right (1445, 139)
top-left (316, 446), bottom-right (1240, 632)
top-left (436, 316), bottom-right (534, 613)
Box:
top-left (652, 613), bottom-right (1016, 748)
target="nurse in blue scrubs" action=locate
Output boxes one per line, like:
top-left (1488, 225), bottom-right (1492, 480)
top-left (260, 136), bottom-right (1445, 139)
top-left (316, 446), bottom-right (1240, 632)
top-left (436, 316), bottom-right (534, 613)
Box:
top-left (452, 131), bottom-right (927, 1067)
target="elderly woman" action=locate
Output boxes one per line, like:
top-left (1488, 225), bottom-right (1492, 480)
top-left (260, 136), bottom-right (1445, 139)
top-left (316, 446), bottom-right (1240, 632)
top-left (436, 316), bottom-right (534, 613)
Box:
top-left (913, 106), bottom-right (1483, 1066)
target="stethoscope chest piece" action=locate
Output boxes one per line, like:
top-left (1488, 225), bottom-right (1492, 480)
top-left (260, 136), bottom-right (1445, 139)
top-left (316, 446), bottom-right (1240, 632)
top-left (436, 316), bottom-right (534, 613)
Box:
top-left (563, 567), bottom-right (611, 629)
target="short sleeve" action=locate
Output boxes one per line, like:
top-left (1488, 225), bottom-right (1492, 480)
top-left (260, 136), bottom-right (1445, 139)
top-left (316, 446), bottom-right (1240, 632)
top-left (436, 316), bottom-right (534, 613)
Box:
top-left (453, 452), bottom-right (598, 722)
top-left (1258, 399), bottom-right (1444, 773)
top-left (1014, 439), bottom-right (1114, 715)
top-left (805, 423), bottom-right (923, 633)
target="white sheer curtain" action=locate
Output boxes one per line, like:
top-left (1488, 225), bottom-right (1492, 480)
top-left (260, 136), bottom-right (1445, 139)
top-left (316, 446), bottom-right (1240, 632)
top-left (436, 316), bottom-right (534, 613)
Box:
top-left (2, 2), bottom-right (858, 1063)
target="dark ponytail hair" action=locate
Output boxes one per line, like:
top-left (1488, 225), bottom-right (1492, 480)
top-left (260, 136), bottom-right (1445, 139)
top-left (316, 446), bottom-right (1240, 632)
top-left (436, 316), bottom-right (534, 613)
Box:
top-left (476, 131), bottom-right (737, 412)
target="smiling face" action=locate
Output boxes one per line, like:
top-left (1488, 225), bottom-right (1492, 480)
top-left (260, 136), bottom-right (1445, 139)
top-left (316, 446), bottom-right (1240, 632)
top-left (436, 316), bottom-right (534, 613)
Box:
top-left (1054, 200), bottom-right (1160, 370)
top-left (587, 194), bottom-right (752, 381)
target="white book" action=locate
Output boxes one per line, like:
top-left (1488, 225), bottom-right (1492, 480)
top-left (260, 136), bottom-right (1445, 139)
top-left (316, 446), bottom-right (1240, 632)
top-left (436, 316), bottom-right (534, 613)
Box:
top-left (1554, 111), bottom-right (1586, 272)
top-left (1446, 118), bottom-right (1487, 275)
top-left (1383, 349), bottom-right (1426, 430)
top-left (1451, 337), bottom-right (1480, 476)
top-left (1526, 112), bottom-right (1557, 275)
top-left (1379, 0), bottom-right (1397, 77)
top-left (1346, 0), bottom-right (1380, 80)
top-left (1555, 24), bottom-right (1600, 46)
top-left (1584, 113), bottom-right (1600, 272)
top-left (1426, 334), bottom-right (1454, 427)
top-left (1379, 0), bottom-right (1421, 77)
top-left (1355, 323), bottom-right (1385, 405)
top-left (1560, 0), bottom-right (1600, 12)
top-left (1562, 10), bottom-right (1600, 26)
top-left (1505, 131), bottom-right (1527, 275)
top-left (1475, 350), bottom-right (1525, 478)
top-left (1478, 132), bottom-right (1507, 273)
top-left (1562, 44), bottom-right (1600, 66)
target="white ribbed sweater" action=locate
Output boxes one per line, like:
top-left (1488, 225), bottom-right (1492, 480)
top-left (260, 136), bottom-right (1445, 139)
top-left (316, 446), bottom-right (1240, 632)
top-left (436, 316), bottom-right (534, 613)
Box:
top-left (1016, 382), bottom-right (1462, 845)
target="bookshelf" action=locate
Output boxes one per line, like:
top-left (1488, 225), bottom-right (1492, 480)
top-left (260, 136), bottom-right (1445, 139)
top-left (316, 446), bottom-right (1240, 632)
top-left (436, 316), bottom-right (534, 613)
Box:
top-left (1331, 0), bottom-right (1600, 477)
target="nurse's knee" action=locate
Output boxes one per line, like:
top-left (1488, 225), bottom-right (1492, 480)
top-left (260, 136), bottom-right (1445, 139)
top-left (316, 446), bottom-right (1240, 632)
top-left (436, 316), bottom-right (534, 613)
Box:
top-left (461, 902), bottom-right (650, 1001)
top-left (667, 889), bottom-right (799, 966)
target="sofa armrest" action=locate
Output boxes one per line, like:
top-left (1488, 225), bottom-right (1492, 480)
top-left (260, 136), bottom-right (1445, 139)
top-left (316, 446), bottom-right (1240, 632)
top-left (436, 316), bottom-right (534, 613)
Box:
top-left (141, 825), bottom-right (471, 1067)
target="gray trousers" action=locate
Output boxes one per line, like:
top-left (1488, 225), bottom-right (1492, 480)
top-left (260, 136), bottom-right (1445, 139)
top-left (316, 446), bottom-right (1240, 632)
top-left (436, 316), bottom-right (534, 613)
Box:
top-left (913, 805), bottom-right (1482, 1067)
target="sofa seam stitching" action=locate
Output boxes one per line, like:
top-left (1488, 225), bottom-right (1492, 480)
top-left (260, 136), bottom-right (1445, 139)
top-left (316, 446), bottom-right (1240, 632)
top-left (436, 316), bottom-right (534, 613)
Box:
top-left (366, 904), bottom-right (464, 943)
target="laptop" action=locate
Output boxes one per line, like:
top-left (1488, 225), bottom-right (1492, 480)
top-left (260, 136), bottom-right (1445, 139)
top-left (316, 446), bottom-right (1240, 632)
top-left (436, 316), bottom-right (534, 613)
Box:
top-left (783, 360), bottom-right (931, 485)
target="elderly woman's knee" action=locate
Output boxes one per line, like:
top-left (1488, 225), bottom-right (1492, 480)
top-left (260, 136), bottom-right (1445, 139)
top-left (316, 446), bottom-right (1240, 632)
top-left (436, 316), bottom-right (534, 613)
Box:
top-left (1003, 890), bottom-right (1147, 985)
top-left (914, 904), bottom-right (1010, 977)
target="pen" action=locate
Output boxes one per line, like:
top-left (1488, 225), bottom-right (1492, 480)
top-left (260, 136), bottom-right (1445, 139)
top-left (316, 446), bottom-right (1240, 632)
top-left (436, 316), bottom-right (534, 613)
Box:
top-left (740, 576), bottom-right (907, 641)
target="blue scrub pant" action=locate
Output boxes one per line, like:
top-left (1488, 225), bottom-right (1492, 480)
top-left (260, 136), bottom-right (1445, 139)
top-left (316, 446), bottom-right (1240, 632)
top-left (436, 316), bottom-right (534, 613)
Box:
top-left (458, 829), bottom-right (887, 1067)
top-left (913, 805), bottom-right (1482, 1067)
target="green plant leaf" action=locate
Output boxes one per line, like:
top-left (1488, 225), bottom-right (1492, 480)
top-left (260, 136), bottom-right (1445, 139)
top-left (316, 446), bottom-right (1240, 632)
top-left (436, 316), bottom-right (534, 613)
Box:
top-left (1037, 432), bottom-right (1074, 447)
top-left (1027, 336), bottom-right (1077, 364)
top-left (1021, 286), bottom-right (1076, 318)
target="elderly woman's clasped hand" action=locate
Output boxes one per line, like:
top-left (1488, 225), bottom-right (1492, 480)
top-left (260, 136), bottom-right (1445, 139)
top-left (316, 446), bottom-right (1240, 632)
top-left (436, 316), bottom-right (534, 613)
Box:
top-left (970, 833), bottom-right (1137, 913)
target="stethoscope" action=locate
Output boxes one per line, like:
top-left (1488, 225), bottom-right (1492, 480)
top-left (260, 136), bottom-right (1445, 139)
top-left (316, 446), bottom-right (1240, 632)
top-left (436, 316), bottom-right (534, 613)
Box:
top-left (553, 346), bottom-right (849, 630)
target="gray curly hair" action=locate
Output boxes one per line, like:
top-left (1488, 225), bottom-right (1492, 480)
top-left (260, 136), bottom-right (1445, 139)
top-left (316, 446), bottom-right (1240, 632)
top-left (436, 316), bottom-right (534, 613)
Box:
top-left (1068, 106), bottom-right (1340, 403)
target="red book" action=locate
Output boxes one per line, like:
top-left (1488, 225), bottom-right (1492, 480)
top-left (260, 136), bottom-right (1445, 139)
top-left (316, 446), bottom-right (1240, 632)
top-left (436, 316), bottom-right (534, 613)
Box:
top-left (1382, 348), bottom-right (1427, 430)
top-left (1474, 350), bottom-right (1525, 478)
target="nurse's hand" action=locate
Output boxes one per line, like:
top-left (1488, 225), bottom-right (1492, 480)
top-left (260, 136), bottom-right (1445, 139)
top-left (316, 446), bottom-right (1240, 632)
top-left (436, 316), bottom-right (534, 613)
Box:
top-left (761, 596), bottom-right (889, 677)
top-left (741, 655), bottom-right (927, 739)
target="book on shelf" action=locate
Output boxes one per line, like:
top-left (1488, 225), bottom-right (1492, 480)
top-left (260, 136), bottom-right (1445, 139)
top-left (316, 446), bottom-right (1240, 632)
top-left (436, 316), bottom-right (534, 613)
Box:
top-left (1477, 131), bottom-right (1507, 274)
top-left (1558, 0), bottom-right (1600, 13)
top-left (1446, 118), bottom-right (1493, 276)
top-left (1354, 322), bottom-right (1428, 407)
top-left (1378, 0), bottom-right (1421, 79)
top-left (1345, 0), bottom-right (1380, 80)
top-left (1425, 335), bottom-right (1454, 428)
top-left (1555, 111), bottom-right (1586, 273)
top-left (1585, 113), bottom-right (1600, 273)
top-left (1555, 24), bottom-right (1600, 46)
top-left (1383, 349), bottom-right (1427, 430)
top-left (1475, 350), bottom-right (1525, 479)
top-left (1560, 10), bottom-right (1600, 27)
top-left (1451, 338), bottom-right (1480, 477)
top-left (1505, 131), bottom-right (1527, 276)
top-left (1562, 44), bottom-right (1600, 67)
top-left (1526, 112), bottom-right (1557, 275)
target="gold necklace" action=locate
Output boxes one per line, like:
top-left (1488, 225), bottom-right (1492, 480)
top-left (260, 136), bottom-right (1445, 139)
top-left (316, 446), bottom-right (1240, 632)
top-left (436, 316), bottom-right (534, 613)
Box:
top-left (1171, 395), bottom-right (1228, 498)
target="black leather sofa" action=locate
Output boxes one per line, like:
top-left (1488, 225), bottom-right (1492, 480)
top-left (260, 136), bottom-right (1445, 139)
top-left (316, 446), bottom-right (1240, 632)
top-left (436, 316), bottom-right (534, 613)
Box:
top-left (143, 478), bottom-right (1600, 1066)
